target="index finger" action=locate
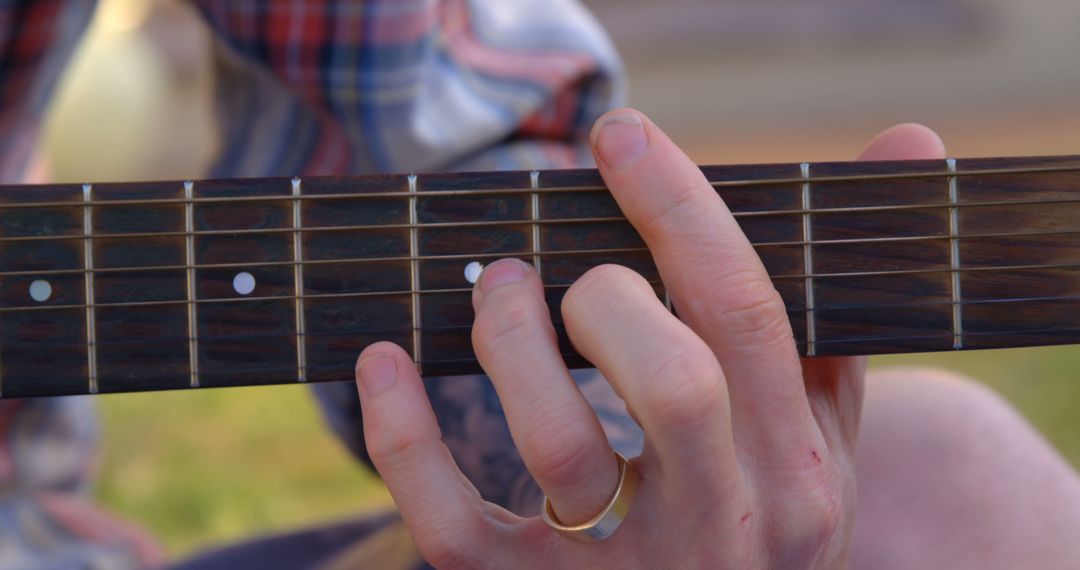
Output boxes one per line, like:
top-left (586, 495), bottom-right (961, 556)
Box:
top-left (590, 109), bottom-right (820, 463)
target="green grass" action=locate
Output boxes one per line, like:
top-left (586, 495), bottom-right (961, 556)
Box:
top-left (94, 385), bottom-right (392, 557)
top-left (93, 347), bottom-right (1080, 558)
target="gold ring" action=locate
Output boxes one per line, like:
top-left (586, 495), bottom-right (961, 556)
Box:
top-left (540, 452), bottom-right (640, 543)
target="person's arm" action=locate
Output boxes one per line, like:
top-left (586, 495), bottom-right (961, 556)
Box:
top-left (352, 109), bottom-right (946, 568)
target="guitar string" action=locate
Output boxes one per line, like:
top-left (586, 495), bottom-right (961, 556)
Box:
top-left (1, 163), bottom-right (1075, 278)
top-left (5, 190), bottom-right (1080, 245)
top-left (4, 265), bottom-right (1080, 314)
top-left (0, 245), bottom-right (653, 278)
top-left (0, 161), bottom-right (1077, 210)
top-left (8, 159), bottom-right (1080, 392)
top-left (0, 230), bottom-right (1078, 279)
top-left (9, 317), bottom-right (1077, 389)
top-left (1, 163), bottom-right (1075, 328)
top-left (23, 316), bottom-right (1080, 398)
top-left (0, 330), bottom-right (1057, 388)
top-left (1, 315), bottom-right (1073, 356)
top-left (0, 353), bottom-right (707, 382)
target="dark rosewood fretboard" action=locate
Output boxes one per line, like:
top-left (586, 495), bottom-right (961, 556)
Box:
top-left (3, 155), bottom-right (1080, 399)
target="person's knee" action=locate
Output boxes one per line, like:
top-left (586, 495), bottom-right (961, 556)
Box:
top-left (859, 365), bottom-right (1077, 501)
top-left (860, 366), bottom-right (1032, 467)
top-left (852, 366), bottom-right (1080, 569)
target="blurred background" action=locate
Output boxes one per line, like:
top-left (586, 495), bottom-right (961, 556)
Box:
top-left (40, 0), bottom-right (1080, 558)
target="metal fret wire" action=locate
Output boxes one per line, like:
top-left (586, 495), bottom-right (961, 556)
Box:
top-left (292, 177), bottom-right (307, 381)
top-left (800, 163), bottom-right (816, 356)
top-left (1, 161), bottom-right (1078, 210)
top-left (530, 170), bottom-right (542, 275)
top-left (183, 181), bottom-right (199, 388)
top-left (82, 184), bottom-right (98, 394)
top-left (408, 174), bottom-right (422, 371)
top-left (947, 159), bottom-right (964, 349)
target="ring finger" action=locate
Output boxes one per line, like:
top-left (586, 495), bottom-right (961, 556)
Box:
top-left (562, 264), bottom-right (740, 497)
top-left (471, 258), bottom-right (619, 525)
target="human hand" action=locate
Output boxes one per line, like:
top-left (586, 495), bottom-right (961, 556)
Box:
top-left (354, 109), bottom-right (945, 568)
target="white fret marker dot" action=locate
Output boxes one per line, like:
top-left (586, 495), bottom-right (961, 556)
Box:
top-left (464, 261), bottom-right (484, 284)
top-left (29, 279), bottom-right (52, 302)
top-left (233, 272), bottom-right (256, 295)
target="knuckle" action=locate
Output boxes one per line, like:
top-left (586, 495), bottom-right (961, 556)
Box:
top-left (772, 464), bottom-right (849, 558)
top-left (813, 492), bottom-right (844, 540)
top-left (711, 276), bottom-right (793, 344)
top-left (802, 477), bottom-right (845, 535)
top-left (523, 416), bottom-right (604, 489)
top-left (366, 425), bottom-right (430, 468)
top-left (783, 485), bottom-right (846, 557)
top-left (472, 300), bottom-right (548, 357)
top-left (406, 475), bottom-right (488, 569)
top-left (641, 347), bottom-right (725, 431)
top-left (421, 529), bottom-right (482, 570)
top-left (638, 173), bottom-right (709, 237)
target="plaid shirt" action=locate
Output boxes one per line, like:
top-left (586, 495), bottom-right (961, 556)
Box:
top-left (0, 0), bottom-right (622, 567)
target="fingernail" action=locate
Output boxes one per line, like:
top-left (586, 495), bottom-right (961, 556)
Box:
top-left (357, 354), bottom-right (397, 396)
top-left (478, 258), bottom-right (529, 294)
top-left (593, 112), bottom-right (647, 169)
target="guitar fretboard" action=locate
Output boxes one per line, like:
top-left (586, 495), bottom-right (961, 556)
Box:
top-left (3, 155), bottom-right (1080, 398)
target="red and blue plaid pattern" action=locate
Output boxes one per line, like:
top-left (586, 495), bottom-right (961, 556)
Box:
top-left (0, 1), bottom-right (96, 181)
top-left (194, 0), bottom-right (622, 177)
top-left (0, 1), bottom-right (621, 567)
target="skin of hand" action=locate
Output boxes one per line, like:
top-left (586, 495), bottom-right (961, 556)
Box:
top-left (354, 109), bottom-right (946, 569)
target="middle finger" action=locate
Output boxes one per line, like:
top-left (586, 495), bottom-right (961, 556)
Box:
top-left (590, 109), bottom-right (823, 465)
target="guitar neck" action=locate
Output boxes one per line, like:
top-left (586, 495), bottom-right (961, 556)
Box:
top-left (2, 155), bottom-right (1080, 398)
